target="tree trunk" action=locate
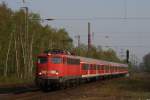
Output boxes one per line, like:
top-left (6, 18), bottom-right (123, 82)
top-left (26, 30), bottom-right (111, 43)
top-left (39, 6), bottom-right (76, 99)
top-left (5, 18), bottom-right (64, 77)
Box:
top-left (14, 36), bottom-right (19, 77)
top-left (4, 32), bottom-right (13, 77)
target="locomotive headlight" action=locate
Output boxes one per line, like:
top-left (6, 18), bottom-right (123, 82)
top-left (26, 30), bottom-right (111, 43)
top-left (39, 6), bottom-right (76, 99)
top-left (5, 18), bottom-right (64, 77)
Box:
top-left (39, 70), bottom-right (47, 75)
top-left (49, 70), bottom-right (59, 75)
top-left (38, 72), bottom-right (42, 75)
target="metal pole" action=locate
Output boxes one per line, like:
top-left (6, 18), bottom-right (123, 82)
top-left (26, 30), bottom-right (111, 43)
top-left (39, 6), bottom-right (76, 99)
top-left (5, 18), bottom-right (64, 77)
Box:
top-left (75, 35), bottom-right (80, 47)
top-left (78, 35), bottom-right (80, 47)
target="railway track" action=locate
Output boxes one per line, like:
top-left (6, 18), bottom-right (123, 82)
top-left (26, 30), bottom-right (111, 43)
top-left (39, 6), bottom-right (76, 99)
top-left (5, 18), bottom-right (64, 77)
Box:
top-left (0, 80), bottom-right (96, 100)
top-left (1, 73), bottom-right (149, 100)
top-left (0, 83), bottom-right (41, 100)
top-left (0, 77), bottom-right (128, 100)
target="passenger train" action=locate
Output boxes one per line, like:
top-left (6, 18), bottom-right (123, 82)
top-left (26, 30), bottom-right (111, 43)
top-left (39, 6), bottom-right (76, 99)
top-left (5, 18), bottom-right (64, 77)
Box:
top-left (35, 50), bottom-right (128, 90)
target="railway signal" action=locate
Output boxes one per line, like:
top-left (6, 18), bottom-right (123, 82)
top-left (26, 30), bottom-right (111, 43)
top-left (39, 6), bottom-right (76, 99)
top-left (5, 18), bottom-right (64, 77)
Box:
top-left (126, 49), bottom-right (129, 63)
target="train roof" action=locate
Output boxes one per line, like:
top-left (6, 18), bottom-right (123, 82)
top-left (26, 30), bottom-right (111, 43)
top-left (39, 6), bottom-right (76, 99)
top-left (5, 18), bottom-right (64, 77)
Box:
top-left (38, 51), bottom-right (128, 67)
top-left (64, 55), bottom-right (128, 67)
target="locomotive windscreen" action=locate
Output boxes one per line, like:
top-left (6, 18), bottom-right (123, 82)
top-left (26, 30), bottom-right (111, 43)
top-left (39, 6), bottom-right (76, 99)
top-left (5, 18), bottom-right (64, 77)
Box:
top-left (51, 57), bottom-right (62, 64)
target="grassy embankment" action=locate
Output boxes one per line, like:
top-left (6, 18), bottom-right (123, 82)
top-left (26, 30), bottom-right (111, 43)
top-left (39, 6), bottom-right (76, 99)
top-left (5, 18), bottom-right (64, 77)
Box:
top-left (0, 75), bottom-right (34, 85)
top-left (93, 72), bottom-right (150, 99)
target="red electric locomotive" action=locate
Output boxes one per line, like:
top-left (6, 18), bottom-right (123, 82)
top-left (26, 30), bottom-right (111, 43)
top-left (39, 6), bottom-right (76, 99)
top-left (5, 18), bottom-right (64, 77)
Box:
top-left (35, 50), bottom-right (81, 90)
top-left (35, 49), bottom-right (128, 90)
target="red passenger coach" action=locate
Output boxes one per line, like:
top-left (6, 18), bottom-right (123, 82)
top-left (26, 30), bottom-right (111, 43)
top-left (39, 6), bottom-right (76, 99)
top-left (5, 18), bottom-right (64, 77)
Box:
top-left (35, 50), bottom-right (129, 90)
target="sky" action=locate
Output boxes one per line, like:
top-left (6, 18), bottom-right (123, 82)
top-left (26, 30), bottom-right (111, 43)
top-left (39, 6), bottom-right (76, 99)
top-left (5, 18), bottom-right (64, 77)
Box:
top-left (1, 0), bottom-right (150, 63)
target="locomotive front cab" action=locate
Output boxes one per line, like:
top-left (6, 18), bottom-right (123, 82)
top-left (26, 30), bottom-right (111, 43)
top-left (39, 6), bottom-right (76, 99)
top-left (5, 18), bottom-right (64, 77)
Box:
top-left (36, 54), bottom-right (65, 79)
top-left (36, 55), bottom-right (48, 78)
top-left (35, 53), bottom-right (66, 90)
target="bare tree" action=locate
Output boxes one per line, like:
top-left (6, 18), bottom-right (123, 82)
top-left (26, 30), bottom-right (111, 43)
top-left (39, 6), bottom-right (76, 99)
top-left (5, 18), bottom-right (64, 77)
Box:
top-left (4, 32), bottom-right (13, 77)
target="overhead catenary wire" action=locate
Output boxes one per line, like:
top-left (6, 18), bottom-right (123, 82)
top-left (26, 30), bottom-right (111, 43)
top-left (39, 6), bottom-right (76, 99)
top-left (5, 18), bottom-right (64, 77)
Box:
top-left (45, 17), bottom-right (150, 21)
top-left (100, 45), bottom-right (150, 48)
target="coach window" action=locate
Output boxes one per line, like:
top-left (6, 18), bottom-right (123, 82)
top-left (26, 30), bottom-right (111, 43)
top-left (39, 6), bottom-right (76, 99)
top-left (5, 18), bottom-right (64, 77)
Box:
top-left (112, 66), bottom-right (114, 71)
top-left (93, 65), bottom-right (96, 70)
top-left (115, 66), bottom-right (117, 71)
top-left (110, 66), bottom-right (112, 71)
top-left (126, 67), bottom-right (127, 71)
top-left (106, 66), bottom-right (109, 71)
top-left (111, 66), bottom-right (113, 71)
top-left (90, 65), bottom-right (94, 70)
top-left (119, 67), bottom-right (121, 71)
top-left (123, 67), bottom-right (126, 71)
top-left (103, 66), bottom-right (106, 70)
top-left (97, 65), bottom-right (100, 70)
top-left (121, 67), bottom-right (123, 71)
top-left (105, 66), bottom-right (108, 71)
top-left (122, 67), bottom-right (124, 71)
top-left (90, 65), bottom-right (95, 70)
top-left (114, 66), bottom-right (116, 71)
top-left (106, 66), bottom-right (108, 71)
top-left (51, 57), bottom-right (62, 64)
top-left (101, 65), bottom-right (104, 70)
top-left (82, 64), bottom-right (89, 70)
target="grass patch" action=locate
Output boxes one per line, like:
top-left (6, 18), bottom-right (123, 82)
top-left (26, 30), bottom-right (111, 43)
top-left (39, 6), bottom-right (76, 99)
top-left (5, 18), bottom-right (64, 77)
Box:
top-left (96, 73), bottom-right (150, 99)
top-left (0, 75), bottom-right (34, 85)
